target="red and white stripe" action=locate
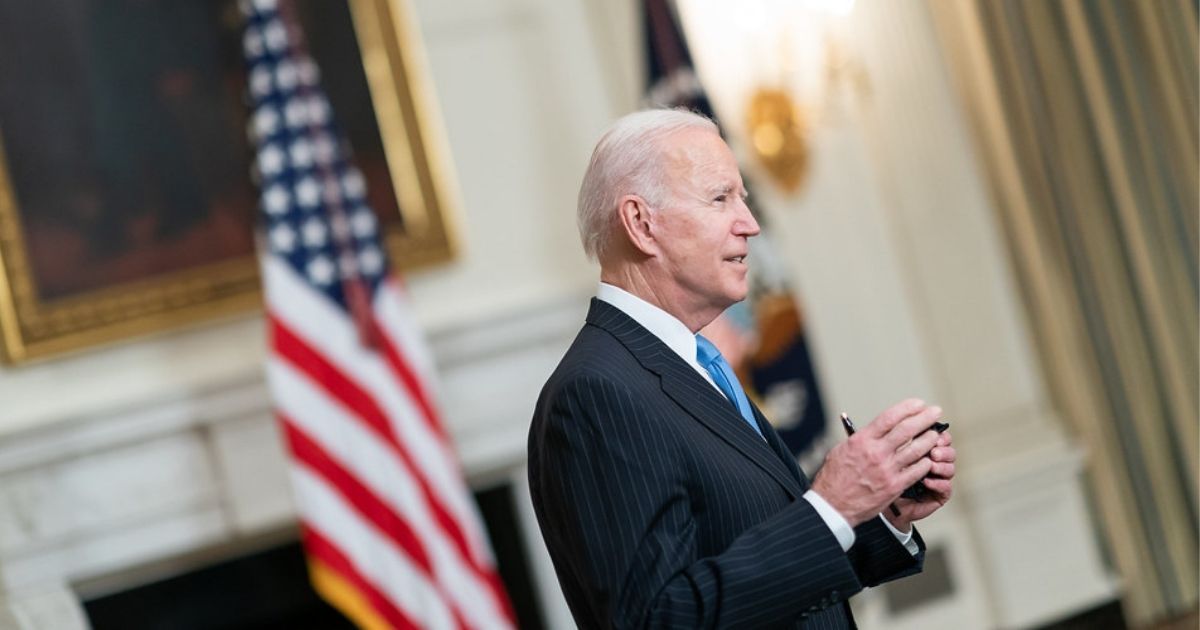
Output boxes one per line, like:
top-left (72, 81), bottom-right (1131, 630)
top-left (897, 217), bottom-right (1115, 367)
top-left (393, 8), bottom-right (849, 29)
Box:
top-left (263, 256), bottom-right (515, 629)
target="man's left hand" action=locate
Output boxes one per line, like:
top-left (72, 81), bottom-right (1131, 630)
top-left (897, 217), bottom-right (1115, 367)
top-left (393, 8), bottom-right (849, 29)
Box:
top-left (884, 430), bottom-right (956, 532)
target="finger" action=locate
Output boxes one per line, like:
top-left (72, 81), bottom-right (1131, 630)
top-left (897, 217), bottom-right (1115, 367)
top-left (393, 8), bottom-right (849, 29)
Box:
top-left (864, 398), bottom-right (926, 438)
top-left (922, 477), bottom-right (953, 498)
top-left (895, 457), bottom-right (934, 493)
top-left (887, 406), bottom-right (943, 447)
top-left (937, 430), bottom-right (953, 447)
top-left (929, 461), bottom-right (955, 478)
top-left (930, 445), bottom-right (957, 463)
top-left (883, 405), bottom-right (943, 449)
top-left (895, 428), bottom-right (942, 466)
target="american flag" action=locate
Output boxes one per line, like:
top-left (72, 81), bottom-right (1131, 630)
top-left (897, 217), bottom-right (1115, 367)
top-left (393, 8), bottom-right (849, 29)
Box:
top-left (241, 0), bottom-right (515, 627)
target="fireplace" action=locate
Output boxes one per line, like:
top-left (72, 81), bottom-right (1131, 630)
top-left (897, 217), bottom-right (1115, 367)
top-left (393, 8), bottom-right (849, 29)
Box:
top-left (82, 483), bottom-right (545, 629)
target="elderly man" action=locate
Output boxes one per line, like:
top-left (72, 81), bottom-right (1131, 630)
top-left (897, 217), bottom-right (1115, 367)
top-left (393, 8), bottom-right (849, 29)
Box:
top-left (528, 109), bottom-right (956, 629)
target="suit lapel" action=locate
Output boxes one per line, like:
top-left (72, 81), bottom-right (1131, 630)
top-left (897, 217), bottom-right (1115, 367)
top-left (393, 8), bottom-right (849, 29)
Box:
top-left (587, 299), bottom-right (804, 500)
top-left (753, 404), bottom-right (810, 491)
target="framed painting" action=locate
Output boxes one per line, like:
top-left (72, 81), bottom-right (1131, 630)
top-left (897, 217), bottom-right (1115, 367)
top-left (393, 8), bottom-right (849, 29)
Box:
top-left (0, 0), bottom-right (457, 363)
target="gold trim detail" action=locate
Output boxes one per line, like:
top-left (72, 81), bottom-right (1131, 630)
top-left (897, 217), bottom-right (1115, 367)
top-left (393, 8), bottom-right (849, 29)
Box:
top-left (350, 0), bottom-right (462, 270)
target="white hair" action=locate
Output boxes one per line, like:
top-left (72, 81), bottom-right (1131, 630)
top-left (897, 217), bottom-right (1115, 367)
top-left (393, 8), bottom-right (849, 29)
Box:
top-left (577, 108), bottom-right (718, 262)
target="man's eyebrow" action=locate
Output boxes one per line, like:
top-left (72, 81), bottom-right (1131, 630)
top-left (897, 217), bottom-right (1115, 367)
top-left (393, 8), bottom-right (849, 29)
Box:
top-left (708, 184), bottom-right (736, 196)
top-left (715, 185), bottom-right (750, 200)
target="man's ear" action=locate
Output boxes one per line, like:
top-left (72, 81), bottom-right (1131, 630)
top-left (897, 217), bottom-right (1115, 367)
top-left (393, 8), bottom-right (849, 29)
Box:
top-left (616, 194), bottom-right (658, 257)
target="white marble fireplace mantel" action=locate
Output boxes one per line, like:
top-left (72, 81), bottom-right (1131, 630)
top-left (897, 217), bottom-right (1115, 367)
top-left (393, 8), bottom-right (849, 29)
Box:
top-left (0, 295), bottom-right (588, 630)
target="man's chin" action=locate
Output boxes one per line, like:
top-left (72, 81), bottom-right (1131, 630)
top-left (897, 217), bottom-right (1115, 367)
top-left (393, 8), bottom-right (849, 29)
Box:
top-left (720, 292), bottom-right (749, 310)
top-left (730, 283), bottom-right (750, 304)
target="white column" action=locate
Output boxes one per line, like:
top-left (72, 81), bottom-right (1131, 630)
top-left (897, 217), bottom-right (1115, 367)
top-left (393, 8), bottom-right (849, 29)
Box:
top-left (510, 467), bottom-right (576, 630)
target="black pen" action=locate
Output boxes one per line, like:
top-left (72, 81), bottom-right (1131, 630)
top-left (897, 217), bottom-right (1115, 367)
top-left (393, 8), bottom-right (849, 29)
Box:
top-left (840, 413), bottom-right (902, 517)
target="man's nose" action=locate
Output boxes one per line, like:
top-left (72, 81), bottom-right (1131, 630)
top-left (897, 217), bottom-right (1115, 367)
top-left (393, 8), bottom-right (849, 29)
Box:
top-left (736, 200), bottom-right (761, 237)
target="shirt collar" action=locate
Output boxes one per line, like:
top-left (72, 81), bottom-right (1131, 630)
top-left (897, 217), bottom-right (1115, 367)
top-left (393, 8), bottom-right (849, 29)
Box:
top-left (596, 282), bottom-right (700, 367)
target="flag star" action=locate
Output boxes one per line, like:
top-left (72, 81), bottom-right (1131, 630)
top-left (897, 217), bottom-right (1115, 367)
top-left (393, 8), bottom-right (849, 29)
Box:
top-left (263, 184), bottom-right (290, 215)
top-left (289, 139), bottom-right (313, 169)
top-left (243, 28), bottom-right (264, 58)
top-left (258, 143), bottom-right (285, 176)
top-left (295, 176), bottom-right (321, 209)
top-left (312, 134), bottom-right (336, 166)
top-left (276, 60), bottom-right (298, 92)
top-left (338, 252), bottom-right (358, 278)
top-left (306, 255), bottom-right (335, 285)
top-left (302, 217), bottom-right (328, 247)
top-left (350, 208), bottom-right (376, 238)
top-left (250, 65), bottom-right (273, 98)
top-left (285, 97), bottom-right (308, 128)
top-left (359, 246), bottom-right (384, 275)
top-left (321, 175), bottom-right (343, 205)
top-left (263, 20), bottom-right (288, 53)
top-left (329, 214), bottom-right (351, 242)
top-left (253, 105), bottom-right (279, 139)
top-left (341, 170), bottom-right (366, 199)
top-left (307, 96), bottom-right (330, 125)
top-left (297, 59), bottom-right (320, 86)
top-left (269, 223), bottom-right (297, 252)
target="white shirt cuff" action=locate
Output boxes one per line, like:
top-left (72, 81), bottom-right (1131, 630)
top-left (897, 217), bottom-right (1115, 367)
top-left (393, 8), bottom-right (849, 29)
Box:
top-left (880, 514), bottom-right (920, 556)
top-left (803, 489), bottom-right (855, 552)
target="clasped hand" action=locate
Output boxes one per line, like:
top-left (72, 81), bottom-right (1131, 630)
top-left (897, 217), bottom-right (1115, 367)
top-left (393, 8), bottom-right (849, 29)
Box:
top-left (811, 399), bottom-right (956, 529)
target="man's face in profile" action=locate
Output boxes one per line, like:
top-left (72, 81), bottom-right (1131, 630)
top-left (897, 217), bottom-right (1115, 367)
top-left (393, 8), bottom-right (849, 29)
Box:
top-left (652, 128), bottom-right (760, 315)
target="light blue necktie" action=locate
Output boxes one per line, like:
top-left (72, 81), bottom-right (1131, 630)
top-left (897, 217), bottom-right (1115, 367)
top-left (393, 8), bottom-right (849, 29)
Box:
top-left (695, 334), bottom-right (763, 437)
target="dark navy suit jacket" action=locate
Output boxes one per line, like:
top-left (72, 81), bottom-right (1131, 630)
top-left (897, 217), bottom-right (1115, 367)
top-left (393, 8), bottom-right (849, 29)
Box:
top-left (528, 299), bottom-right (924, 629)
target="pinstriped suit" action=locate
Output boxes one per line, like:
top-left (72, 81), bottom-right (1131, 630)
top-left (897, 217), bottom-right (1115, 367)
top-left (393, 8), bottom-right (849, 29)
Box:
top-left (529, 299), bottom-right (924, 629)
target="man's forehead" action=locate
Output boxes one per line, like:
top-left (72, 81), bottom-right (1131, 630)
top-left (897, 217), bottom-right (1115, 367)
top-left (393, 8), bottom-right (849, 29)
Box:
top-left (661, 127), bottom-right (724, 153)
top-left (662, 131), bottom-right (735, 171)
top-left (670, 144), bottom-right (741, 189)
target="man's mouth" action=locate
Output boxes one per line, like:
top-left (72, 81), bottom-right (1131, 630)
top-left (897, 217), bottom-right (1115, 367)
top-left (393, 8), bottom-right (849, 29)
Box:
top-left (725, 255), bottom-right (746, 263)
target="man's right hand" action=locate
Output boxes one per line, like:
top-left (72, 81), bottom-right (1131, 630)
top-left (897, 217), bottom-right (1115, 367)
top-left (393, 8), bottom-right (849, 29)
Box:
top-left (811, 399), bottom-right (944, 526)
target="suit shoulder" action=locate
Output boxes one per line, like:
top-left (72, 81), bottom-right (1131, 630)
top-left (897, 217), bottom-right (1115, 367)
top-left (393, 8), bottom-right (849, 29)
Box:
top-left (540, 322), bottom-right (648, 395)
top-left (531, 322), bottom-right (662, 435)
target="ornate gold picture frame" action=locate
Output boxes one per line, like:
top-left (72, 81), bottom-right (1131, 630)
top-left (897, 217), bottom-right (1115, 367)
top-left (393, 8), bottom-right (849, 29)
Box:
top-left (0, 0), bottom-right (457, 363)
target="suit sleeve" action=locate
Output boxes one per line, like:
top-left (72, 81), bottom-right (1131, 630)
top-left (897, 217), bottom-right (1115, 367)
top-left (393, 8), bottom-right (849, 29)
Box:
top-left (846, 518), bottom-right (925, 587)
top-left (530, 373), bottom-right (870, 629)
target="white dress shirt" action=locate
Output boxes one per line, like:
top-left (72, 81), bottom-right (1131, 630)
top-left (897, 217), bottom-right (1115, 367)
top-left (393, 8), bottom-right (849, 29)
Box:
top-left (596, 282), bottom-right (918, 555)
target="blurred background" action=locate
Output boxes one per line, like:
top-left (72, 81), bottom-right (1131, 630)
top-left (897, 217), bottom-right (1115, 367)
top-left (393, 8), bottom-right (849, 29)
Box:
top-left (0, 0), bottom-right (1195, 628)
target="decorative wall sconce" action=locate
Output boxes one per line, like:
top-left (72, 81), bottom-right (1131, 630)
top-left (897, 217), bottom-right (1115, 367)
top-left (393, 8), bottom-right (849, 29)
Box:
top-left (676, 0), bottom-right (868, 195)
top-left (745, 87), bottom-right (810, 193)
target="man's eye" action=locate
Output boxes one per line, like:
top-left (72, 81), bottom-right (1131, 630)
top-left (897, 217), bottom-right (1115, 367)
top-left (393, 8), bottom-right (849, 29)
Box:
top-left (714, 194), bottom-right (727, 203)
